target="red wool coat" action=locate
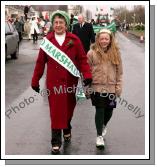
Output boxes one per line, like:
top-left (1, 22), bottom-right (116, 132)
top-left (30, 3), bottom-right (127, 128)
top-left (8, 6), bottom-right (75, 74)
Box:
top-left (31, 31), bottom-right (92, 129)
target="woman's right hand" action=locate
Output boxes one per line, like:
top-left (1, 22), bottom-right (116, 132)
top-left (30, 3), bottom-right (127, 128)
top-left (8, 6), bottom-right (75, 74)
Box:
top-left (83, 78), bottom-right (92, 86)
top-left (32, 86), bottom-right (40, 93)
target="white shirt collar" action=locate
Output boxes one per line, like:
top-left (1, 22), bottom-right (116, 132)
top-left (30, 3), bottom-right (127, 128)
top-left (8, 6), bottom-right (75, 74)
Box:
top-left (80, 22), bottom-right (85, 27)
top-left (54, 32), bottom-right (66, 46)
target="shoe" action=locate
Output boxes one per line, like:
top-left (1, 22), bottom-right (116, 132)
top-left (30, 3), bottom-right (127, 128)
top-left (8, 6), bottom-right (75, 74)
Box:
top-left (102, 126), bottom-right (107, 137)
top-left (51, 145), bottom-right (60, 154)
top-left (63, 127), bottom-right (71, 143)
top-left (63, 133), bottom-right (71, 143)
top-left (96, 136), bottom-right (105, 148)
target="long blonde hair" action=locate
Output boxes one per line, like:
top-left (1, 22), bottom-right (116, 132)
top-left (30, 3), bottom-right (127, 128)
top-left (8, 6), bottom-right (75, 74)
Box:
top-left (91, 31), bottom-right (121, 65)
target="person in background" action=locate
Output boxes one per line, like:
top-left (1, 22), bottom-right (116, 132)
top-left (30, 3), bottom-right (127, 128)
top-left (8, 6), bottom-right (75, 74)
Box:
top-left (30, 17), bottom-right (40, 43)
top-left (87, 29), bottom-right (123, 148)
top-left (24, 5), bottom-right (29, 21)
top-left (69, 13), bottom-right (74, 32)
top-left (8, 17), bottom-right (14, 24)
top-left (90, 19), bottom-right (96, 25)
top-left (39, 17), bottom-right (46, 36)
top-left (31, 10), bottom-right (92, 154)
top-left (14, 16), bottom-right (23, 42)
top-left (44, 19), bottom-right (52, 35)
top-left (24, 18), bottom-right (31, 40)
top-left (72, 14), bottom-right (95, 53)
top-left (20, 16), bottom-right (25, 32)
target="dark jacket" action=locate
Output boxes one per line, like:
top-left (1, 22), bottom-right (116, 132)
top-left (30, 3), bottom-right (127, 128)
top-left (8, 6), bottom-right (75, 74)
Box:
top-left (72, 22), bottom-right (95, 53)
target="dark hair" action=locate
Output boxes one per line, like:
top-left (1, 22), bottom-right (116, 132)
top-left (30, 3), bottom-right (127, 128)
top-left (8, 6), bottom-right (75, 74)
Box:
top-left (71, 14), bottom-right (74, 18)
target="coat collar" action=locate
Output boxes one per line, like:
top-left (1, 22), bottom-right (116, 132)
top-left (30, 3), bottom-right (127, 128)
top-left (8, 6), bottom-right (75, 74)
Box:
top-left (46, 31), bottom-right (76, 50)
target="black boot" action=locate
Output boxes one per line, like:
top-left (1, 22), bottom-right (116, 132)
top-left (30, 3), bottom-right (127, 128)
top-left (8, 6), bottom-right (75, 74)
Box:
top-left (51, 129), bottom-right (62, 154)
top-left (63, 122), bottom-right (72, 143)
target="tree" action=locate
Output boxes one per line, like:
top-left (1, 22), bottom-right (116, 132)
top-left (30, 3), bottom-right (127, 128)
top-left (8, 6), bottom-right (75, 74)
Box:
top-left (133, 5), bottom-right (145, 24)
top-left (113, 6), bottom-right (128, 22)
top-left (113, 5), bottom-right (145, 24)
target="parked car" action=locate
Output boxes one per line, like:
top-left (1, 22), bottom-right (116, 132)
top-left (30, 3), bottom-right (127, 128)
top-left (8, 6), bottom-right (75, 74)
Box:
top-left (5, 21), bottom-right (19, 60)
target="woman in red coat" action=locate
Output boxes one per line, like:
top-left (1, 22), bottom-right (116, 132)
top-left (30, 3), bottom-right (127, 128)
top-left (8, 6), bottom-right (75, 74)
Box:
top-left (31, 10), bottom-right (92, 153)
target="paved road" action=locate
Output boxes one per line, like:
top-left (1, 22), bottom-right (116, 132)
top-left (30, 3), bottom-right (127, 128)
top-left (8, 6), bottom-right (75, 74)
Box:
top-left (5, 32), bottom-right (145, 155)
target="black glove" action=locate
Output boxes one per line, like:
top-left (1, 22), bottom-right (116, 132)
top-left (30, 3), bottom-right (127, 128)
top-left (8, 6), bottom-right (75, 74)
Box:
top-left (32, 86), bottom-right (40, 93)
top-left (83, 78), bottom-right (92, 86)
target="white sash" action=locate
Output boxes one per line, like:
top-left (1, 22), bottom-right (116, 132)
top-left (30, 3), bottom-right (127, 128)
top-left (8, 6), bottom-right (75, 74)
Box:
top-left (40, 37), bottom-right (86, 100)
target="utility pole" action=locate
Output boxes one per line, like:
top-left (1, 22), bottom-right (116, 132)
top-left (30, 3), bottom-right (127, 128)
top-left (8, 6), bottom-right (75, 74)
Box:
top-left (133, 13), bottom-right (136, 31)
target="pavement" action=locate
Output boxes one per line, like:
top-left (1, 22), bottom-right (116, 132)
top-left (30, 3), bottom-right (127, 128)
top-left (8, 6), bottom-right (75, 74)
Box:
top-left (5, 32), bottom-right (145, 155)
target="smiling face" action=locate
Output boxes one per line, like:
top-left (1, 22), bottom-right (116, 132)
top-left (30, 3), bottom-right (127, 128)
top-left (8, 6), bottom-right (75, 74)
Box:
top-left (98, 32), bottom-right (111, 49)
top-left (53, 15), bottom-right (67, 35)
